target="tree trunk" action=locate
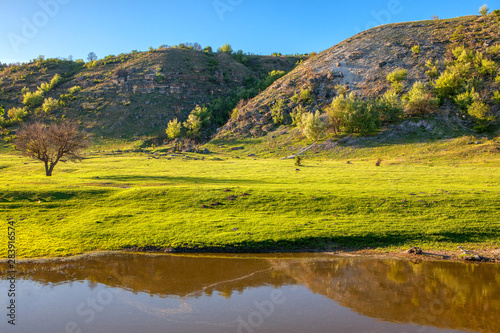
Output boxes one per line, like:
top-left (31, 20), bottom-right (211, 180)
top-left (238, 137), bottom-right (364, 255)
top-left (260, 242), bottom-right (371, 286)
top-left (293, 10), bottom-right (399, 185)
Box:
top-left (47, 162), bottom-right (57, 177)
top-left (44, 161), bottom-right (52, 177)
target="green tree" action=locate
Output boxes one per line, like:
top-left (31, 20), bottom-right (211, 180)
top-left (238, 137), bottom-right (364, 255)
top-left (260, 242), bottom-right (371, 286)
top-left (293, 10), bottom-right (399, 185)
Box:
top-left (404, 81), bottom-right (439, 116)
top-left (183, 114), bottom-right (202, 138)
top-left (479, 4), bottom-right (489, 16)
top-left (42, 98), bottom-right (59, 113)
top-left (300, 111), bottom-right (326, 141)
top-left (166, 119), bottom-right (182, 140)
top-left (217, 44), bottom-right (233, 54)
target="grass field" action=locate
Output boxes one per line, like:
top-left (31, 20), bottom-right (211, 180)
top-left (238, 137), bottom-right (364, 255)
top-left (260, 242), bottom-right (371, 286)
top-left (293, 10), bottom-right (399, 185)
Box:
top-left (1, 136), bottom-right (500, 259)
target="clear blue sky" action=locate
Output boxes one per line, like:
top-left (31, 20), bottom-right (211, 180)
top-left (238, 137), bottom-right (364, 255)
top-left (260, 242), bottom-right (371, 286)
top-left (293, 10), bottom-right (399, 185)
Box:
top-left (1, 0), bottom-right (498, 64)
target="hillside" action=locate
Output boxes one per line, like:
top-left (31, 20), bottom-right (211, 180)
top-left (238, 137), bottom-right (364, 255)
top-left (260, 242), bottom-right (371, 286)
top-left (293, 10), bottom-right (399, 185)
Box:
top-left (0, 48), bottom-right (301, 142)
top-left (219, 13), bottom-right (500, 139)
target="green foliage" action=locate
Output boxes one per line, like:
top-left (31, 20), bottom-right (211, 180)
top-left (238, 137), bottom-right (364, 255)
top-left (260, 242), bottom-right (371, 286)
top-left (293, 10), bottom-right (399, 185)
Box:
top-left (21, 86), bottom-right (30, 94)
top-left (475, 56), bottom-right (498, 76)
top-left (479, 4), bottom-right (489, 16)
top-left (166, 119), bottom-right (182, 140)
top-left (155, 72), bottom-right (165, 83)
top-left (294, 156), bottom-right (302, 166)
top-left (454, 89), bottom-right (480, 111)
top-left (377, 91), bottom-right (404, 122)
top-left (262, 70), bottom-right (286, 88)
top-left (22, 91), bottom-right (44, 108)
top-left (326, 93), bottom-right (381, 134)
top-left (493, 91), bottom-right (500, 104)
top-left (38, 82), bottom-right (52, 94)
top-left (452, 46), bottom-right (474, 63)
top-left (203, 46), bottom-right (213, 53)
top-left (232, 50), bottom-right (249, 65)
top-left (404, 81), bottom-right (439, 116)
top-left (42, 97), bottom-right (59, 113)
top-left (300, 111), bottom-right (326, 141)
top-left (7, 107), bottom-right (28, 121)
top-left (291, 88), bottom-right (313, 105)
top-left (290, 105), bottom-right (307, 127)
top-left (411, 45), bottom-right (421, 54)
top-left (190, 105), bottom-right (212, 125)
top-left (450, 25), bottom-right (465, 42)
top-left (425, 60), bottom-right (440, 79)
top-left (271, 99), bottom-right (286, 124)
top-left (386, 68), bottom-right (407, 93)
top-left (217, 44), bottom-right (233, 54)
top-left (433, 68), bottom-right (465, 99)
top-left (68, 86), bottom-right (81, 94)
top-left (183, 114), bottom-right (202, 138)
top-left (467, 100), bottom-right (493, 131)
top-left (50, 74), bottom-right (63, 88)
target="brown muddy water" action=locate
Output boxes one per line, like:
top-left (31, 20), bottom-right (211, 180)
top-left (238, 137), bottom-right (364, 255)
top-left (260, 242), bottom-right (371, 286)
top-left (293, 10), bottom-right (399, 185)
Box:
top-left (1, 253), bottom-right (499, 333)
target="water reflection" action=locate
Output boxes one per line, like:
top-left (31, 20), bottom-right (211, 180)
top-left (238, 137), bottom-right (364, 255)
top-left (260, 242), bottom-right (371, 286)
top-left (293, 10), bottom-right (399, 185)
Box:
top-left (1, 254), bottom-right (498, 333)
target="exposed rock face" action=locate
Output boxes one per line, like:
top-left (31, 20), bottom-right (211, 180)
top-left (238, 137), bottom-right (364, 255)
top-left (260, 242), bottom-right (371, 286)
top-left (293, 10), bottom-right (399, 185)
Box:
top-left (218, 15), bottom-right (500, 138)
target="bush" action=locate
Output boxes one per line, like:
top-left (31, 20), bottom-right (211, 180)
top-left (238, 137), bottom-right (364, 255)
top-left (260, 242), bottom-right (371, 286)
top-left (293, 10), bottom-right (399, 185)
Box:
top-left (425, 60), bottom-right (440, 78)
top-left (411, 45), bottom-right (421, 54)
top-left (326, 93), bottom-right (381, 134)
top-left (68, 86), bottom-right (81, 94)
top-left (217, 44), bottom-right (233, 54)
top-left (454, 89), bottom-right (480, 111)
top-left (433, 68), bottom-right (465, 99)
top-left (377, 91), bottom-right (403, 122)
top-left (21, 86), bottom-right (30, 94)
top-left (166, 119), bottom-right (181, 140)
top-left (50, 74), bottom-right (63, 88)
top-left (291, 88), bottom-right (313, 105)
top-left (479, 4), bottom-right (489, 16)
top-left (42, 97), bottom-right (59, 113)
top-left (300, 111), bottom-right (326, 141)
top-left (294, 156), bottom-right (302, 166)
top-left (467, 100), bottom-right (493, 131)
top-left (290, 105), bottom-right (307, 127)
top-left (7, 107), bottom-right (27, 121)
top-left (22, 91), bottom-right (44, 108)
top-left (38, 82), bottom-right (52, 94)
top-left (493, 91), bottom-right (500, 104)
top-left (386, 68), bottom-right (407, 88)
top-left (404, 81), bottom-right (439, 116)
top-left (271, 99), bottom-right (286, 124)
top-left (183, 114), bottom-right (202, 138)
top-left (475, 57), bottom-right (498, 76)
top-left (190, 105), bottom-right (212, 125)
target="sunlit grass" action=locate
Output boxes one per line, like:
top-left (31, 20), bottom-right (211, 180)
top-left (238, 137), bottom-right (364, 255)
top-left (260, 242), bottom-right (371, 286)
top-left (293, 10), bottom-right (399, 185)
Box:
top-left (0, 137), bottom-right (499, 258)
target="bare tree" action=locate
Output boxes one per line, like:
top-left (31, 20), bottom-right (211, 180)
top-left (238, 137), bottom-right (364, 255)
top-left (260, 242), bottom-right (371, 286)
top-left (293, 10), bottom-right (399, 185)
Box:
top-left (15, 121), bottom-right (89, 176)
top-left (87, 52), bottom-right (97, 62)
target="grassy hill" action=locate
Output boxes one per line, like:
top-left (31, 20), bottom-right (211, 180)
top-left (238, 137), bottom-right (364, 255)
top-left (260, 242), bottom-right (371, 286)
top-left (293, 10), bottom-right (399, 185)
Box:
top-left (0, 47), bottom-right (301, 144)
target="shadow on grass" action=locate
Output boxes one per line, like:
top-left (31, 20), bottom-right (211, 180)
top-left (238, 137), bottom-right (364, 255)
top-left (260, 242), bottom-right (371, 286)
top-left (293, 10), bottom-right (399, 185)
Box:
top-left (102, 175), bottom-right (271, 185)
top-left (125, 231), bottom-right (499, 254)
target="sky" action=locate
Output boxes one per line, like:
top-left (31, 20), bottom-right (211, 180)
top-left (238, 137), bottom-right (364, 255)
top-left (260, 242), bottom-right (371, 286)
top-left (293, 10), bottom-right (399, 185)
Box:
top-left (1, 0), bottom-right (499, 64)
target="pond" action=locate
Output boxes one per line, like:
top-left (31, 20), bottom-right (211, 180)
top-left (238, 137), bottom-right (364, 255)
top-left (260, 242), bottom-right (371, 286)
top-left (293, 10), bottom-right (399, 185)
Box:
top-left (1, 253), bottom-right (498, 333)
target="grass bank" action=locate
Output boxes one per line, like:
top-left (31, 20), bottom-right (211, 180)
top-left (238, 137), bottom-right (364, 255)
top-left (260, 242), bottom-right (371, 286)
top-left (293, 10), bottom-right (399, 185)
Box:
top-left (1, 138), bottom-right (499, 259)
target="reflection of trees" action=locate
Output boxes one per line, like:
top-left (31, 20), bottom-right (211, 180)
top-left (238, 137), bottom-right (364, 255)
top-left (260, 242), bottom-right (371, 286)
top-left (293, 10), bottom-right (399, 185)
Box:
top-left (1, 254), bottom-right (294, 298)
top-left (273, 258), bottom-right (500, 333)
top-left (2, 255), bottom-right (498, 332)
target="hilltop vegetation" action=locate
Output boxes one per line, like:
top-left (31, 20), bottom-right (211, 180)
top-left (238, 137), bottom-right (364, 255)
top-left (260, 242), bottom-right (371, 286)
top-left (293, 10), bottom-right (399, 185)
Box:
top-left (0, 44), bottom-right (303, 145)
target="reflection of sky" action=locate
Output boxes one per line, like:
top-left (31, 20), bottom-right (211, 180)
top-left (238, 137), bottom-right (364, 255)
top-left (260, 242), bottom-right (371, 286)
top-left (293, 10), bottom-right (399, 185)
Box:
top-left (0, 279), bottom-right (460, 333)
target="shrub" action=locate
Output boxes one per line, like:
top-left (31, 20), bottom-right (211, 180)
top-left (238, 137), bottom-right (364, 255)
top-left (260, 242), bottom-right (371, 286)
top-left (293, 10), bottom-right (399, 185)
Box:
top-left (326, 94), bottom-right (381, 134)
top-left (7, 107), bottom-right (27, 121)
top-left (493, 91), bottom-right (500, 104)
top-left (183, 114), bottom-right (202, 138)
top-left (454, 89), bottom-right (480, 111)
top-left (425, 60), bottom-right (440, 78)
top-left (68, 86), bottom-right (81, 94)
top-left (290, 105), bottom-right (307, 127)
top-left (433, 69), bottom-right (464, 99)
top-left (476, 57), bottom-right (498, 76)
top-left (42, 97), bottom-right (59, 113)
top-left (404, 81), bottom-right (439, 116)
top-left (411, 45), bottom-right (421, 54)
top-left (38, 82), bottom-right (52, 94)
top-left (50, 74), bottom-right (63, 88)
top-left (378, 91), bottom-right (403, 122)
top-left (21, 86), bottom-right (30, 94)
top-left (261, 70), bottom-right (286, 88)
top-left (452, 46), bottom-right (474, 63)
top-left (22, 91), bottom-right (44, 108)
top-left (467, 100), bottom-right (493, 131)
top-left (190, 105), bottom-right (212, 125)
top-left (479, 4), bottom-right (489, 16)
top-left (386, 68), bottom-right (407, 93)
top-left (294, 156), bottom-right (302, 166)
top-left (300, 111), bottom-right (326, 141)
top-left (291, 88), bottom-right (313, 105)
top-left (386, 68), bottom-right (408, 84)
top-left (271, 99), bottom-right (286, 124)
top-left (166, 119), bottom-right (181, 140)
top-left (217, 44), bottom-right (233, 54)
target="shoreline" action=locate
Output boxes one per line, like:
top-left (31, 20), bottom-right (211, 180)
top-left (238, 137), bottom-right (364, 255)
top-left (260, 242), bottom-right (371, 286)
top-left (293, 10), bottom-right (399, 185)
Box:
top-left (2, 246), bottom-right (499, 264)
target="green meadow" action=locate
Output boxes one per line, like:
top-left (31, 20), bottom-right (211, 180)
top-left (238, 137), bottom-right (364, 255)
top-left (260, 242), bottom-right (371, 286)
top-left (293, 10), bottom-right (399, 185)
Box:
top-left (1, 137), bottom-right (500, 259)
